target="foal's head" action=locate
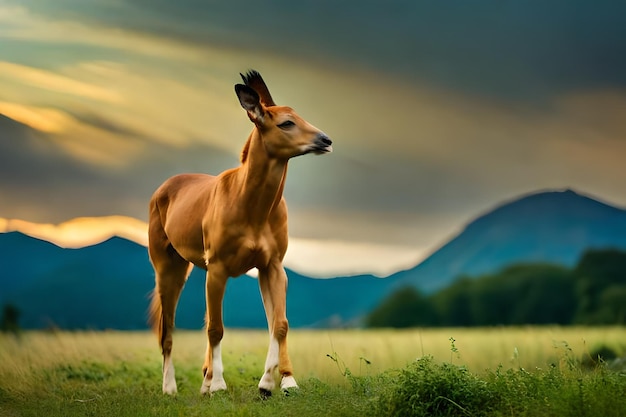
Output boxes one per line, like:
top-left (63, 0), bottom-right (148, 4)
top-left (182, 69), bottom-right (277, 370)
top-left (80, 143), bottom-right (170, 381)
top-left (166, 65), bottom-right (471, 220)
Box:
top-left (236, 71), bottom-right (332, 161)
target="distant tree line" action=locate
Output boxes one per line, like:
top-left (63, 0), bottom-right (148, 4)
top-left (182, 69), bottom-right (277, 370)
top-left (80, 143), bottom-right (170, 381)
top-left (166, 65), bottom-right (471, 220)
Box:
top-left (0, 304), bottom-right (20, 334)
top-left (366, 248), bottom-right (626, 328)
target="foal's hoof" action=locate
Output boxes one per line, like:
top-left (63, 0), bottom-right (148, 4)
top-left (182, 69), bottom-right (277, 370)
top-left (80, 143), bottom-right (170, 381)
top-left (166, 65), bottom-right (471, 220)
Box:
top-left (162, 382), bottom-right (178, 396)
top-left (259, 388), bottom-right (272, 400)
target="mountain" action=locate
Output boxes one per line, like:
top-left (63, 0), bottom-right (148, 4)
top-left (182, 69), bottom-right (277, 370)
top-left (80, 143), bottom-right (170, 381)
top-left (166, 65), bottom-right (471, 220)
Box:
top-left (0, 232), bottom-right (384, 329)
top-left (0, 233), bottom-right (155, 329)
top-left (2, 188), bottom-right (626, 329)
top-left (389, 189), bottom-right (626, 293)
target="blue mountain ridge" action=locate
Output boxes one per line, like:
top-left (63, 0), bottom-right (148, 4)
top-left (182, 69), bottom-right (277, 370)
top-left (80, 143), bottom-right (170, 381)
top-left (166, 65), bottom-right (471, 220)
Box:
top-left (1, 188), bottom-right (625, 329)
top-left (0, 232), bottom-right (387, 329)
top-left (389, 189), bottom-right (626, 293)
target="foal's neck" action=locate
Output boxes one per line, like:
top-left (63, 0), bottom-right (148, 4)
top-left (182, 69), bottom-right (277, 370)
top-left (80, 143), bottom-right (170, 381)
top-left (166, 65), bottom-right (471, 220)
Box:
top-left (238, 130), bottom-right (287, 225)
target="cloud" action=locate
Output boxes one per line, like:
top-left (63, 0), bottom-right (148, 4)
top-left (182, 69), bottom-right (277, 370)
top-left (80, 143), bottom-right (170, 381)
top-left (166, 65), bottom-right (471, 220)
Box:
top-left (0, 214), bottom-right (425, 278)
top-left (17, 0), bottom-right (624, 101)
top-left (0, 216), bottom-right (148, 247)
top-left (0, 4), bottom-right (216, 63)
top-left (286, 238), bottom-right (426, 278)
top-left (0, 61), bottom-right (121, 103)
top-left (0, 102), bottom-right (145, 167)
top-left (0, 114), bottom-right (239, 223)
top-left (1, 0), bottom-right (626, 277)
top-left (0, 101), bottom-right (74, 133)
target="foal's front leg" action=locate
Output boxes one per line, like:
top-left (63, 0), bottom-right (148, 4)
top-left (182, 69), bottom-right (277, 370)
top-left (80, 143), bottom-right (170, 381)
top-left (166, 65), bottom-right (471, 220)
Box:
top-left (258, 263), bottom-right (298, 395)
top-left (200, 269), bottom-right (228, 394)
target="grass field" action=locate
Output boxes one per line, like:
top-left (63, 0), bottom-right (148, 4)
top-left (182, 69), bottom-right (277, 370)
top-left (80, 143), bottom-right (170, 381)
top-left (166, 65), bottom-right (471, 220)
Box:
top-left (1, 327), bottom-right (625, 416)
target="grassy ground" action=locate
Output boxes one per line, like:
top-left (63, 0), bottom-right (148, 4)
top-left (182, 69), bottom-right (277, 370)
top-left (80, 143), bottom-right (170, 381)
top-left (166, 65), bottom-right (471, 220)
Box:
top-left (0, 327), bottom-right (624, 416)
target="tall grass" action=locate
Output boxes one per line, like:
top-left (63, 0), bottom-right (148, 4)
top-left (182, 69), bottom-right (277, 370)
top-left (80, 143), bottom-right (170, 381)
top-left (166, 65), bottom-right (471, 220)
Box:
top-left (0, 327), bottom-right (624, 416)
top-left (2, 327), bottom-right (624, 381)
top-left (291, 326), bottom-right (625, 379)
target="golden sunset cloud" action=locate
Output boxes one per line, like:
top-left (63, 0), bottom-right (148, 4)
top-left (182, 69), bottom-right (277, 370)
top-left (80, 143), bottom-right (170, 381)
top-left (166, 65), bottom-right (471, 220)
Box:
top-left (0, 216), bottom-right (148, 248)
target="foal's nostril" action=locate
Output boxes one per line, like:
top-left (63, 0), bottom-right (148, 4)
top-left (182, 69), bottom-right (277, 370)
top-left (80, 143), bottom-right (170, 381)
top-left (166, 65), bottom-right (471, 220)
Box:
top-left (320, 135), bottom-right (332, 146)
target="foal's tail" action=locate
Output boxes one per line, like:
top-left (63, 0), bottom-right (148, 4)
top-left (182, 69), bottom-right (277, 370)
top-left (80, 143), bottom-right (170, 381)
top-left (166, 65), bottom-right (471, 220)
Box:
top-left (148, 289), bottom-right (164, 349)
top-left (147, 193), bottom-right (166, 351)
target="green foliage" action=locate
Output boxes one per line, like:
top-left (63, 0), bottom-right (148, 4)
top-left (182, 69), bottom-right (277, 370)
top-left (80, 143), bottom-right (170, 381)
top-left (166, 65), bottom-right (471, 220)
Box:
top-left (431, 278), bottom-right (475, 327)
top-left (369, 264), bottom-right (576, 327)
top-left (574, 249), bottom-right (626, 324)
top-left (366, 286), bottom-right (437, 328)
top-left (377, 356), bottom-right (497, 417)
top-left (458, 263), bottom-right (575, 326)
top-left (0, 303), bottom-right (20, 334)
top-left (323, 336), bottom-right (626, 417)
top-left (368, 248), bottom-right (626, 327)
top-left (373, 348), bottom-right (626, 417)
top-left (581, 344), bottom-right (619, 370)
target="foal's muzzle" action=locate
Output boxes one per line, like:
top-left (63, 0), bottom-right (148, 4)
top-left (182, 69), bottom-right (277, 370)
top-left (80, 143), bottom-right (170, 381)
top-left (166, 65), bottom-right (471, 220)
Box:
top-left (309, 134), bottom-right (333, 155)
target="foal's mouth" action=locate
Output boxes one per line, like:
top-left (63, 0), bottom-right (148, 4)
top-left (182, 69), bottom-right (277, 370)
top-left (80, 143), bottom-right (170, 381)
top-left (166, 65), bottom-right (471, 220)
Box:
top-left (310, 145), bottom-right (333, 155)
top-left (308, 134), bottom-right (333, 155)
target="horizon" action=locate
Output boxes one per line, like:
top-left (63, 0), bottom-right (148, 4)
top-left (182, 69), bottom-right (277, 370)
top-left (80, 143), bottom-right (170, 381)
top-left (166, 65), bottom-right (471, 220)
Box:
top-left (1, 2), bottom-right (625, 277)
top-left (1, 187), bottom-right (622, 278)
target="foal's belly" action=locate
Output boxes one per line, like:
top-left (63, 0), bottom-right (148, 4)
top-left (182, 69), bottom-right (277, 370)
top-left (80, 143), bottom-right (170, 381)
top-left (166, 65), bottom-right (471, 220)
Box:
top-left (172, 242), bottom-right (207, 270)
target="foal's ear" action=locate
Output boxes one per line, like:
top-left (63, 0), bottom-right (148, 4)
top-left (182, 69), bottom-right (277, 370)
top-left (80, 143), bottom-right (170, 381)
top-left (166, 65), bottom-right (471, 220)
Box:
top-left (235, 84), bottom-right (265, 124)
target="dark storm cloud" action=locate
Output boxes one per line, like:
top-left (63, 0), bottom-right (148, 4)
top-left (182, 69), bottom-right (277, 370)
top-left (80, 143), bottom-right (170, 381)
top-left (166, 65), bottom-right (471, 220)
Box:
top-left (0, 114), bottom-right (239, 222)
top-left (0, 115), bottom-right (103, 187)
top-left (3, 0), bottom-right (626, 268)
top-left (29, 0), bottom-right (626, 101)
top-left (0, 115), bottom-right (120, 220)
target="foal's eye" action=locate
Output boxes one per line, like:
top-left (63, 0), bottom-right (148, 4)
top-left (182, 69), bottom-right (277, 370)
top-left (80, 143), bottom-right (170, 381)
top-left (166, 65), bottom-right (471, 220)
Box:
top-left (277, 120), bottom-right (295, 129)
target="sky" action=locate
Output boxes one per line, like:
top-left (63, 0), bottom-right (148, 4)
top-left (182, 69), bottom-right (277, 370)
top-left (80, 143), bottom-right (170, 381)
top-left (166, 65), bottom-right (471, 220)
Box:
top-left (1, 1), bottom-right (626, 277)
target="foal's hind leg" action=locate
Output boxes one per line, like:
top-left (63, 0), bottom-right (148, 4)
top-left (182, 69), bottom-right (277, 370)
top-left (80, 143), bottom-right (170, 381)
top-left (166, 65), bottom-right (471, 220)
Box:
top-left (149, 245), bottom-right (190, 395)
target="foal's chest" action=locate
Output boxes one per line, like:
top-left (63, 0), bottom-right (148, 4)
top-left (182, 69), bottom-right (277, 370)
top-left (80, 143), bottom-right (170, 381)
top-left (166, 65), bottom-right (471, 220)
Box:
top-left (209, 229), bottom-right (277, 276)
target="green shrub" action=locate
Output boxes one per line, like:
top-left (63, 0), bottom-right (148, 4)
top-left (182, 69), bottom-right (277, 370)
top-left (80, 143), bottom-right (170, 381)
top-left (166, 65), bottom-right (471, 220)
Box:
top-left (370, 349), bottom-right (626, 417)
top-left (376, 356), bottom-right (498, 416)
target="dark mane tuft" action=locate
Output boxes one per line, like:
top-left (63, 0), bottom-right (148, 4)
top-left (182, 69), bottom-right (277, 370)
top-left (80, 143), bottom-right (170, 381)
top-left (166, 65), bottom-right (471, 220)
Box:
top-left (240, 70), bottom-right (262, 86)
top-left (240, 70), bottom-right (276, 106)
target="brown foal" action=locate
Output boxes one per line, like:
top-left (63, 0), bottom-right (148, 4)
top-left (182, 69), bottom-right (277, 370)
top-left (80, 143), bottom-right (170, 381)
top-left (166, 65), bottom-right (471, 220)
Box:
top-left (148, 71), bottom-right (332, 396)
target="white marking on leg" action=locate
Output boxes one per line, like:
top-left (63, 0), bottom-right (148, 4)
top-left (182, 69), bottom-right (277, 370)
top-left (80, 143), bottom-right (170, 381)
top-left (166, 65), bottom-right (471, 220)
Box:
top-left (200, 343), bottom-right (227, 394)
top-left (258, 337), bottom-right (279, 392)
top-left (162, 354), bottom-right (177, 395)
top-left (281, 375), bottom-right (298, 391)
top-left (200, 343), bottom-right (211, 394)
top-left (200, 372), bottom-right (211, 395)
